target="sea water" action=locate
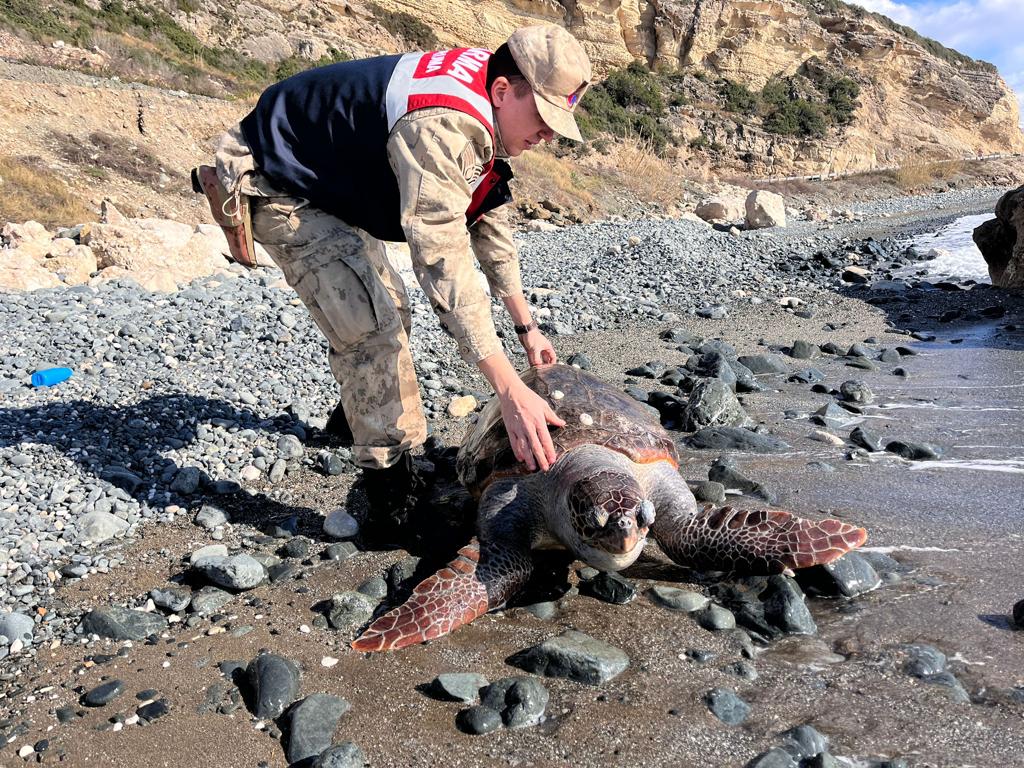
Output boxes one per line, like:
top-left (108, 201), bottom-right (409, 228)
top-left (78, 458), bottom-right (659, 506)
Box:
top-left (897, 212), bottom-right (993, 283)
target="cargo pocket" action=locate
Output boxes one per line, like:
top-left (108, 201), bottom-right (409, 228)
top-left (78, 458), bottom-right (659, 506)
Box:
top-left (250, 195), bottom-right (310, 245)
top-left (294, 248), bottom-right (391, 352)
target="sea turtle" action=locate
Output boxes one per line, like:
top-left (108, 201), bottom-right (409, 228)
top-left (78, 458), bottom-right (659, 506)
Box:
top-left (352, 364), bottom-right (867, 652)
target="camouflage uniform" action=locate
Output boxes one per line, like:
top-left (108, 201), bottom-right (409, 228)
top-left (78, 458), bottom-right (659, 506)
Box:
top-left (213, 108), bottom-right (522, 469)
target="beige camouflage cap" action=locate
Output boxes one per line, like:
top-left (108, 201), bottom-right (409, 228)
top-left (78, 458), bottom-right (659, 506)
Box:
top-left (506, 25), bottom-right (592, 142)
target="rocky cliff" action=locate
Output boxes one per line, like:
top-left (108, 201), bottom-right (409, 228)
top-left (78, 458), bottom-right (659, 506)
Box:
top-left (1, 0), bottom-right (1021, 188)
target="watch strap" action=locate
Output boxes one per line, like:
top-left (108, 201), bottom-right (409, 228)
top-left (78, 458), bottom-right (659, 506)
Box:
top-left (514, 320), bottom-right (538, 335)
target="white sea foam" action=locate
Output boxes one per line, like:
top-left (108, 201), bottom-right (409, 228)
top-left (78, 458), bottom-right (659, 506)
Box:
top-left (899, 213), bottom-right (993, 282)
top-left (907, 458), bottom-right (1024, 474)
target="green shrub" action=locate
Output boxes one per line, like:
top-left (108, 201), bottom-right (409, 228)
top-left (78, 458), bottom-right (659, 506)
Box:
top-left (0, 0), bottom-right (75, 40)
top-left (603, 63), bottom-right (664, 112)
top-left (576, 62), bottom-right (673, 155)
top-left (368, 2), bottom-right (436, 49)
top-left (823, 75), bottom-right (859, 124)
top-left (688, 134), bottom-right (709, 150)
top-left (763, 99), bottom-right (827, 137)
top-left (720, 80), bottom-right (759, 114)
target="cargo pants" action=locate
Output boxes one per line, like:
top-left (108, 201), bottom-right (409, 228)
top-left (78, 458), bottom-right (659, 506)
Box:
top-left (214, 127), bottom-right (427, 469)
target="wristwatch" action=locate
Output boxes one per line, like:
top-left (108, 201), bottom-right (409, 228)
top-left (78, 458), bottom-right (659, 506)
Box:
top-left (514, 320), bottom-right (538, 335)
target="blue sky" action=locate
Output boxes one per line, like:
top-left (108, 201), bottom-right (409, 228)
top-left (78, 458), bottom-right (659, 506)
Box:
top-left (851, 0), bottom-right (1024, 125)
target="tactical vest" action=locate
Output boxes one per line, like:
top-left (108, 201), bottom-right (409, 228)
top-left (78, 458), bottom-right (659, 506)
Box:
top-left (239, 48), bottom-right (513, 242)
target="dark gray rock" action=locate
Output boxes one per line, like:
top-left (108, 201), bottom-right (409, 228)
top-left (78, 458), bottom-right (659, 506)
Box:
top-left (850, 426), bottom-right (883, 452)
top-left (0, 612), bottom-right (34, 645)
top-left (704, 688), bottom-right (750, 725)
top-left (80, 607), bottom-right (166, 641)
top-left (737, 354), bottom-right (790, 375)
top-left (323, 542), bottom-right (359, 562)
top-left (886, 440), bottom-right (943, 460)
top-left (456, 705), bottom-right (503, 735)
top-left (170, 467), bottom-right (202, 494)
top-left (626, 361), bottom-right (666, 379)
top-left (780, 724), bottom-right (829, 759)
top-left (83, 680), bottom-right (124, 707)
top-left (788, 368), bottom-right (826, 384)
top-left (387, 555), bottom-right (423, 598)
top-left (508, 629), bottom-right (629, 685)
top-left (286, 693), bottom-right (351, 764)
top-left (904, 644), bottom-right (947, 678)
top-left (247, 653), bottom-right (301, 719)
top-left (683, 379), bottom-right (749, 431)
top-left (479, 677), bottom-right (549, 728)
top-left (691, 480), bottom-right (726, 504)
top-left (686, 428), bottom-right (790, 454)
top-left (797, 552), bottom-right (880, 598)
top-left (327, 591), bottom-right (376, 631)
top-left (193, 554), bottom-right (266, 591)
top-left (708, 457), bottom-right (779, 504)
top-left (695, 603), bottom-right (736, 631)
top-left (694, 352), bottom-right (737, 390)
top-left (839, 380), bottom-right (873, 404)
top-left (788, 340), bottom-right (818, 360)
top-left (356, 577), bottom-right (388, 600)
top-left (194, 504), bottom-right (229, 530)
top-left (430, 672), bottom-right (488, 703)
top-left (566, 352), bottom-right (592, 370)
top-left (763, 576), bottom-right (816, 635)
top-left (810, 403), bottom-right (854, 430)
top-left (922, 671), bottom-right (971, 703)
top-left (314, 742), bottom-right (366, 768)
top-left (846, 357), bottom-right (878, 371)
top-left (282, 537), bottom-right (311, 559)
top-left (1013, 598), bottom-right (1024, 629)
top-left (648, 586), bottom-right (709, 612)
top-left (189, 586), bottom-right (233, 616)
top-left (749, 748), bottom-right (798, 768)
top-left (579, 571), bottom-right (636, 604)
top-left (150, 587), bottom-right (191, 613)
top-left (136, 699), bottom-right (170, 722)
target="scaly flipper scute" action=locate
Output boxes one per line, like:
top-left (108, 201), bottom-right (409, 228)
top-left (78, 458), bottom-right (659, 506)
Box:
top-left (654, 504), bottom-right (867, 575)
top-left (351, 543), bottom-right (488, 652)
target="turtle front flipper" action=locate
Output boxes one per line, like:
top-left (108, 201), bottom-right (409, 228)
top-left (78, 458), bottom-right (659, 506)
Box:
top-left (654, 504), bottom-right (867, 575)
top-left (352, 481), bottom-right (536, 652)
top-left (641, 461), bottom-right (867, 575)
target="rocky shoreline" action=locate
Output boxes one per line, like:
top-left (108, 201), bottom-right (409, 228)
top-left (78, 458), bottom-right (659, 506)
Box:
top-left (1, 186), bottom-right (1022, 766)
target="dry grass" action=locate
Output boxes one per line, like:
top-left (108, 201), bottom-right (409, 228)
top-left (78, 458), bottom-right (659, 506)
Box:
top-left (512, 149), bottom-right (596, 210)
top-left (892, 158), bottom-right (966, 191)
top-left (53, 130), bottom-right (179, 189)
top-left (611, 134), bottom-right (682, 209)
top-left (0, 155), bottom-right (93, 228)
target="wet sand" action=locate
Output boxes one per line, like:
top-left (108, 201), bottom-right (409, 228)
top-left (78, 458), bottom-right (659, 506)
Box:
top-left (2, 277), bottom-right (1022, 768)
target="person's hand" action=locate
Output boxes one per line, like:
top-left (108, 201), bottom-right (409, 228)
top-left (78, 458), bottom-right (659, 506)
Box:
top-left (497, 380), bottom-right (566, 471)
top-left (519, 328), bottom-right (557, 367)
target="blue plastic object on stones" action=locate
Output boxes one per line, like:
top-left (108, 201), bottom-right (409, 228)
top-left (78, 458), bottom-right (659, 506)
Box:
top-left (31, 367), bottom-right (73, 387)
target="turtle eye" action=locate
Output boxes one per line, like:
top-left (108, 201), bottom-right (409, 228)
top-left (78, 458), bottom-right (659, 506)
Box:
top-left (586, 506), bottom-right (610, 529)
top-left (636, 500), bottom-right (655, 528)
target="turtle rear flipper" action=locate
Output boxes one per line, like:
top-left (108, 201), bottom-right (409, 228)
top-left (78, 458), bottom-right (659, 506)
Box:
top-left (352, 543), bottom-right (489, 652)
top-left (654, 504), bottom-right (867, 575)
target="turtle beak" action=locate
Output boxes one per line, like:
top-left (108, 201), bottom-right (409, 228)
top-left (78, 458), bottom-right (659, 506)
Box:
top-left (592, 513), bottom-right (644, 555)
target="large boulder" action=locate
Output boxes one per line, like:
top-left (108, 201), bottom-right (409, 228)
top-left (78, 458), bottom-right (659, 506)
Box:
top-left (2, 248), bottom-right (62, 290)
top-left (973, 185), bottom-right (1024, 288)
top-left (745, 190), bottom-right (787, 229)
top-left (695, 196), bottom-right (744, 223)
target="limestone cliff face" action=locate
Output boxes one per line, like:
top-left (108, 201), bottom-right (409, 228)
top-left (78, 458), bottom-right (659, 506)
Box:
top-left (339, 0), bottom-right (1023, 174)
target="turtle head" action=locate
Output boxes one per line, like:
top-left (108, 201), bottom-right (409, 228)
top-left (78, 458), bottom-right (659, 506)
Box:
top-left (565, 470), bottom-right (655, 570)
